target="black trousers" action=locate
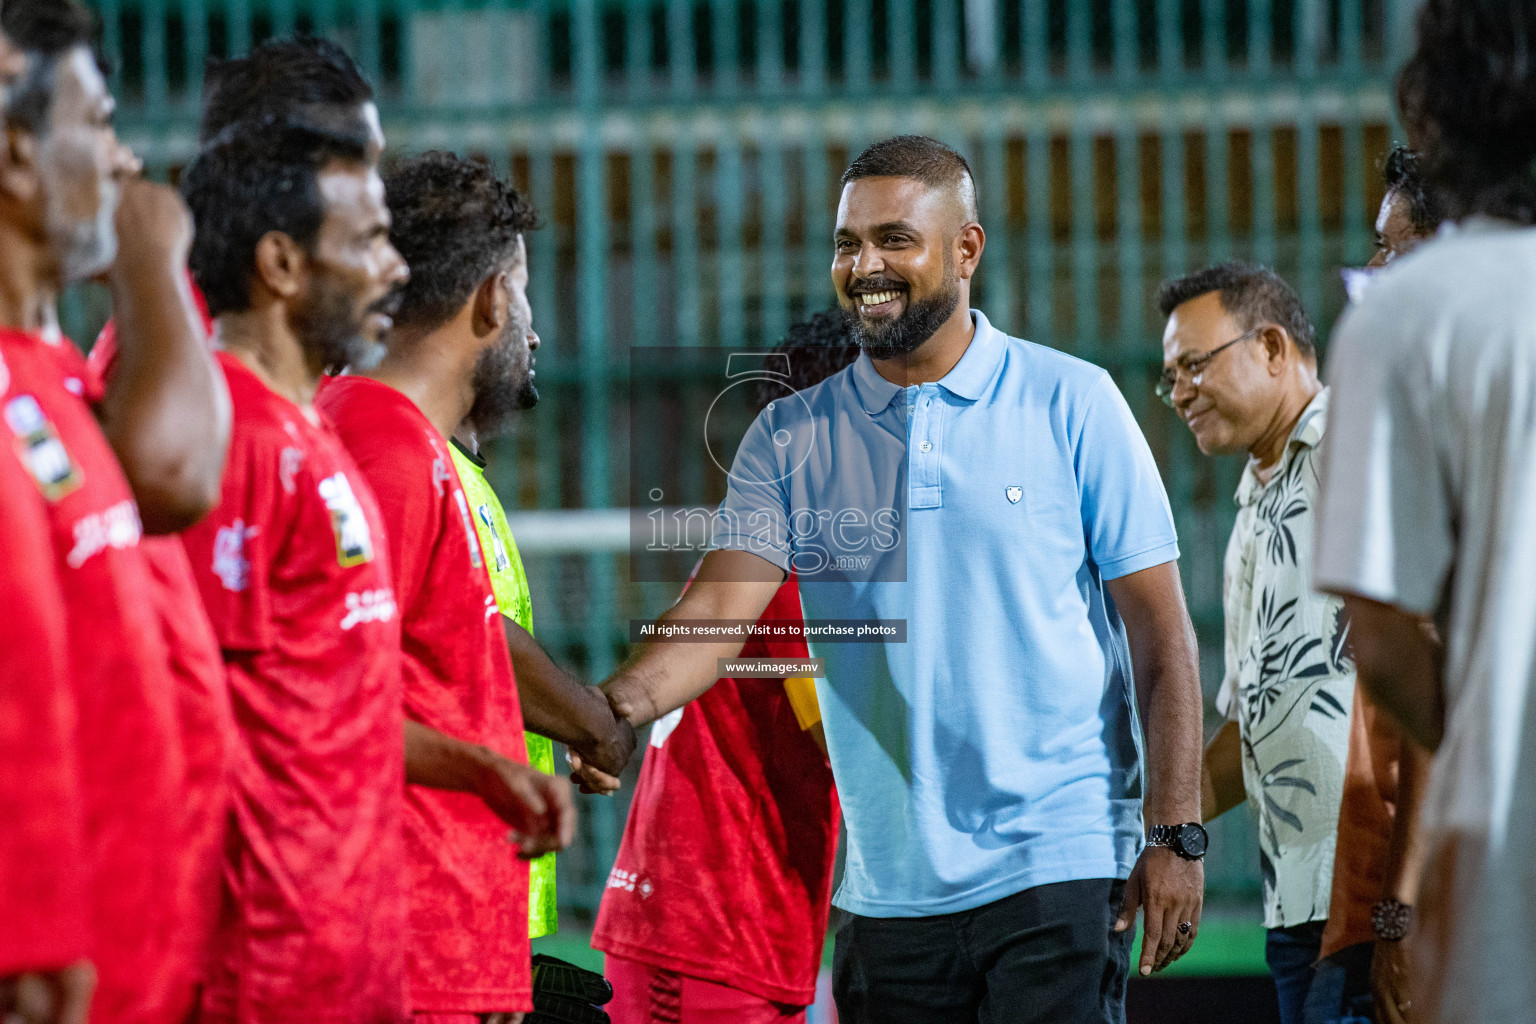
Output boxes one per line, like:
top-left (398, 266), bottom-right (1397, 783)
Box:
top-left (832, 878), bottom-right (1131, 1024)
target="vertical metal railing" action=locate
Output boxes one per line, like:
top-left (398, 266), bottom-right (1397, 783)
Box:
top-left (89, 0), bottom-right (1415, 916)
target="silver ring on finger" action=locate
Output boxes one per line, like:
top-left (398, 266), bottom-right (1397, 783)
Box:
top-left (1178, 920), bottom-right (1193, 935)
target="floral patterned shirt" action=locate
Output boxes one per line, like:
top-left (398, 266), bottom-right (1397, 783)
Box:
top-left (1217, 387), bottom-right (1356, 928)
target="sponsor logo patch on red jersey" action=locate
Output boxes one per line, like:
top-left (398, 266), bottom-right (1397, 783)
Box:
top-left (317, 471), bottom-right (375, 568)
top-left (5, 393), bottom-right (82, 501)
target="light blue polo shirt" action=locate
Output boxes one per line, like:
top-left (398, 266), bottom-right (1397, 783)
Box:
top-left (714, 310), bottom-right (1180, 918)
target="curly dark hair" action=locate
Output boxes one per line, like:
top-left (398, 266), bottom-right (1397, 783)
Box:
top-left (2, 0), bottom-right (98, 134)
top-left (1156, 262), bottom-right (1316, 358)
top-left (199, 36), bottom-right (372, 145)
top-left (751, 310), bottom-right (861, 410)
top-left (381, 151), bottom-right (540, 332)
top-left (183, 115), bottom-right (373, 316)
top-left (1383, 145), bottom-right (1443, 234)
top-left (1397, 0), bottom-right (1536, 224)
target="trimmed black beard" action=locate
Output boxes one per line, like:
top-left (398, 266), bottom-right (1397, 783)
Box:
top-left (466, 318), bottom-right (539, 440)
top-left (294, 275), bottom-right (383, 372)
top-left (843, 281), bottom-right (960, 360)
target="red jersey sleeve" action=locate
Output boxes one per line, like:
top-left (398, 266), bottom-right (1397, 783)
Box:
top-left (180, 420), bottom-right (293, 652)
top-left (0, 457), bottom-right (90, 974)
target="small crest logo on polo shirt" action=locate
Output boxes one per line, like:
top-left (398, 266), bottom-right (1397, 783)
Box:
top-left (5, 394), bottom-right (81, 501)
top-left (1005, 485), bottom-right (1023, 504)
top-left (317, 472), bottom-right (374, 567)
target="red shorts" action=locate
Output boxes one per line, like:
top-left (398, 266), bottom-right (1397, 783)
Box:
top-left (606, 955), bottom-right (807, 1024)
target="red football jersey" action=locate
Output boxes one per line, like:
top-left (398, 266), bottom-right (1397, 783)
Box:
top-left (0, 438), bottom-right (87, 976)
top-left (318, 375), bottom-right (533, 1014)
top-left (180, 353), bottom-right (408, 1024)
top-left (0, 328), bottom-right (192, 1023)
top-left (591, 577), bottom-right (840, 1007)
top-left (90, 295), bottom-right (234, 1012)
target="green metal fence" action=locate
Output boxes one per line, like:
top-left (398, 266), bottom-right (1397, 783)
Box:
top-left (85, 0), bottom-right (1415, 920)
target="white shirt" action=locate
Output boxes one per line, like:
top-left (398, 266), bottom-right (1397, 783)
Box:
top-left (1315, 218), bottom-right (1536, 1024)
top-left (1219, 388), bottom-right (1355, 929)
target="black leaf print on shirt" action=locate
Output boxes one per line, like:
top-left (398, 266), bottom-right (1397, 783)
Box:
top-left (1329, 602), bottom-right (1354, 675)
top-left (1264, 795), bottom-right (1306, 833)
top-left (1261, 758), bottom-right (1314, 834)
top-left (1310, 689), bottom-right (1347, 719)
top-left (1260, 849), bottom-right (1277, 903)
top-left (1257, 461), bottom-right (1310, 566)
top-left (1247, 591), bottom-right (1332, 726)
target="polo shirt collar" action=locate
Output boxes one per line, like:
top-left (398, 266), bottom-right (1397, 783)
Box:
top-left (851, 350), bottom-right (903, 414)
top-left (849, 309), bottom-right (1006, 415)
top-left (937, 310), bottom-right (1006, 401)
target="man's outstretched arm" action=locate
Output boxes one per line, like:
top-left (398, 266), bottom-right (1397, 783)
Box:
top-left (601, 549), bottom-right (786, 728)
top-left (1107, 561), bottom-right (1205, 977)
top-left (504, 620), bottom-right (636, 776)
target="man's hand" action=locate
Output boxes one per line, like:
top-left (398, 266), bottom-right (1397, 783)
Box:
top-left (472, 754), bottom-right (577, 859)
top-left (503, 622), bottom-right (639, 779)
top-left (566, 710), bottom-right (636, 780)
top-left (109, 177), bottom-right (192, 278)
top-left (1372, 939), bottom-right (1416, 1024)
top-left (1114, 847), bottom-right (1204, 975)
top-left (566, 750), bottom-right (621, 796)
top-left (0, 962), bottom-right (96, 1024)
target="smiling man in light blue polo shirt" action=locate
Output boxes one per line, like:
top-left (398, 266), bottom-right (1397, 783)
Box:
top-left (595, 136), bottom-right (1205, 1024)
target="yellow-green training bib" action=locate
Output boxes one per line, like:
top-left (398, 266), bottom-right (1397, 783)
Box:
top-left (450, 439), bottom-right (557, 938)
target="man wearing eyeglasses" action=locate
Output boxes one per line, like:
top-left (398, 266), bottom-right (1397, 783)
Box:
top-left (1158, 263), bottom-right (1362, 1024)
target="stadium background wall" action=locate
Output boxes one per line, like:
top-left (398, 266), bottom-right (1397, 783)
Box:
top-left (75, 0), bottom-right (1414, 924)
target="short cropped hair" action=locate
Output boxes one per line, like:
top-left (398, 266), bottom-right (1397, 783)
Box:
top-left (841, 135), bottom-right (978, 222)
top-left (1156, 262), bottom-right (1316, 358)
top-left (381, 151), bottom-right (540, 332)
top-left (199, 35), bottom-right (372, 144)
top-left (1383, 146), bottom-right (1443, 234)
top-left (1397, 0), bottom-right (1536, 225)
top-left (752, 309), bottom-right (860, 411)
top-left (2, 0), bottom-right (97, 133)
top-left (183, 115), bottom-right (373, 316)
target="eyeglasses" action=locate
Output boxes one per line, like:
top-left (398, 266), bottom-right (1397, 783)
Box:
top-left (1155, 327), bottom-right (1263, 407)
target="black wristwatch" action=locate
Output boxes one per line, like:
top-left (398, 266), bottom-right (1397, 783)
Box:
top-left (1371, 898), bottom-right (1414, 941)
top-left (1146, 822), bottom-right (1209, 861)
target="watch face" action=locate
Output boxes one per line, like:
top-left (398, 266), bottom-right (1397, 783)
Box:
top-left (1178, 823), bottom-right (1208, 857)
